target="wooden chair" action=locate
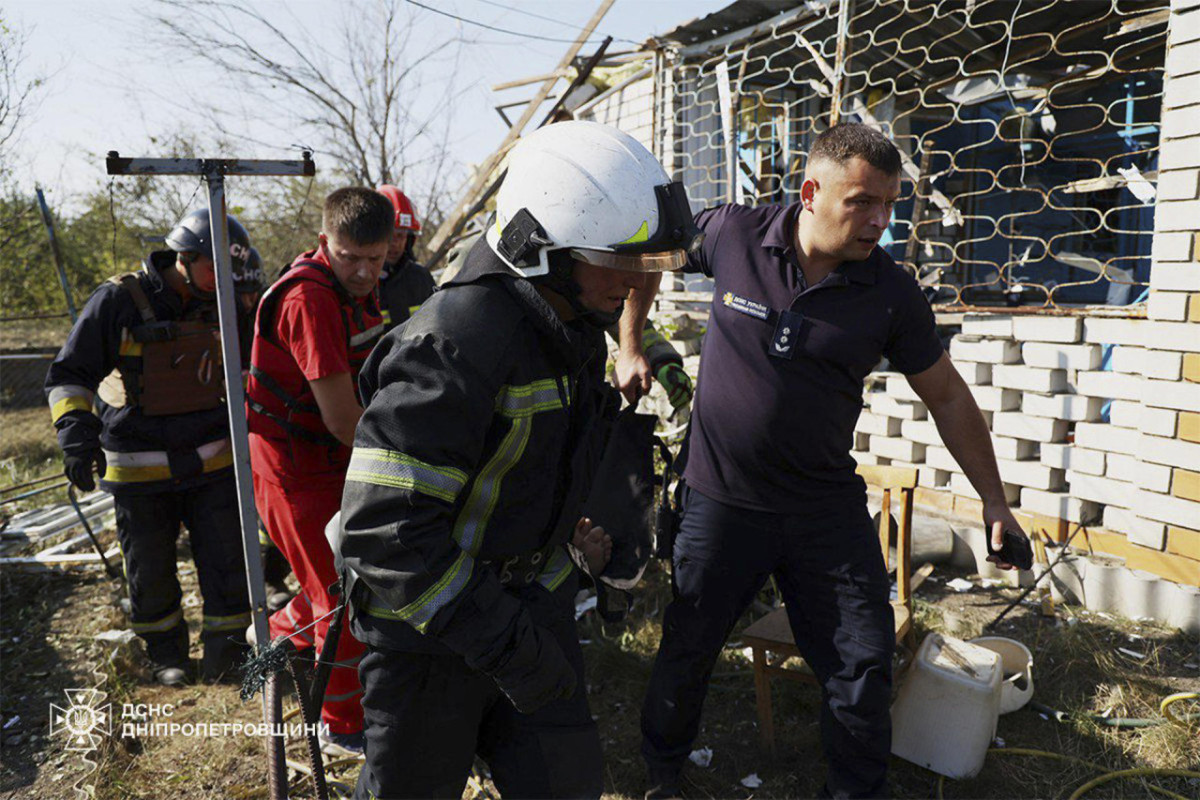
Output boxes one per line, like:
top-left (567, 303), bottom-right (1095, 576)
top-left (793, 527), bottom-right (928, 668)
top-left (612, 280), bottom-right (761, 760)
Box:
top-left (740, 464), bottom-right (918, 755)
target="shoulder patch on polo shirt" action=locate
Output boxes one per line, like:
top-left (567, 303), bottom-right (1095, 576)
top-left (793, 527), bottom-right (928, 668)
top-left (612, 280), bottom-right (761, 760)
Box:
top-left (721, 291), bottom-right (770, 321)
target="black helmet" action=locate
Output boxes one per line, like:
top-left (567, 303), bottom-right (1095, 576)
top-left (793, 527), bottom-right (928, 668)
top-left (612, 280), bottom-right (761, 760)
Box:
top-left (236, 247), bottom-right (265, 295)
top-left (165, 210), bottom-right (251, 301)
top-left (166, 208), bottom-right (251, 265)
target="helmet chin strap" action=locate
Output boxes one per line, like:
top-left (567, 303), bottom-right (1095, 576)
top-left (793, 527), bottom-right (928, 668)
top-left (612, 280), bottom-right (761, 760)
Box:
top-left (534, 252), bottom-right (622, 329)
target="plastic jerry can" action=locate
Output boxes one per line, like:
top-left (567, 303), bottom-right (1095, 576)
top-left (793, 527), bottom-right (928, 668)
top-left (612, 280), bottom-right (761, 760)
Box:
top-left (890, 632), bottom-right (1003, 779)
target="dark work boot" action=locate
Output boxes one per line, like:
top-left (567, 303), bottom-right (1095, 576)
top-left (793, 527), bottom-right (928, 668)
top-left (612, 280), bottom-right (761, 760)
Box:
top-left (645, 766), bottom-right (682, 800)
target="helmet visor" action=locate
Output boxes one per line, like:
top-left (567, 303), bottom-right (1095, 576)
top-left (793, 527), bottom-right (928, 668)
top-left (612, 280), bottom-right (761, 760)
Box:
top-left (568, 247), bottom-right (687, 273)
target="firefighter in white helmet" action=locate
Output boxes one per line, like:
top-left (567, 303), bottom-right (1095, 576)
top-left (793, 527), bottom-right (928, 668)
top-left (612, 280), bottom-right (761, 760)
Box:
top-left (333, 120), bottom-right (701, 799)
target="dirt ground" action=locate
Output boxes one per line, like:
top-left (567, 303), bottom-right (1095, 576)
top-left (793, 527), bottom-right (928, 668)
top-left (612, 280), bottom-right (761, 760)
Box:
top-left (1, 520), bottom-right (1198, 800)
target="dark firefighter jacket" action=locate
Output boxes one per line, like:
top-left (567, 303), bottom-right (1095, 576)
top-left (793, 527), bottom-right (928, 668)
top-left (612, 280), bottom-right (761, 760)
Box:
top-left (338, 238), bottom-right (618, 658)
top-left (378, 253), bottom-right (436, 332)
top-left (44, 251), bottom-right (237, 495)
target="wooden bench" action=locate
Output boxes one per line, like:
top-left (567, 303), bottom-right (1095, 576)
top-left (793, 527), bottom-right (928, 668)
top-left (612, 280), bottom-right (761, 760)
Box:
top-left (740, 464), bottom-right (918, 755)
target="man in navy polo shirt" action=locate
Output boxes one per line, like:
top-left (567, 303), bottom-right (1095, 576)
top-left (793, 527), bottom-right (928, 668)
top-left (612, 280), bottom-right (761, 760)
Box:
top-left (624, 124), bottom-right (1028, 799)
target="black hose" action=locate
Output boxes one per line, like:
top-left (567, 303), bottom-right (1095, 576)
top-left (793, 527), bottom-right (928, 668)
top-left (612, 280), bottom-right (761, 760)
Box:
top-left (67, 485), bottom-right (120, 580)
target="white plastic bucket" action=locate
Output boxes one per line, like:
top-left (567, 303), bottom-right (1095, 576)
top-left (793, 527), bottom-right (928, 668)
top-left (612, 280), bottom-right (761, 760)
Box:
top-left (970, 636), bottom-right (1034, 714)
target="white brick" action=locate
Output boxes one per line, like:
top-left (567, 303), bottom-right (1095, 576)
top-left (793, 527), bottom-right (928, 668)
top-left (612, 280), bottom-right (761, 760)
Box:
top-left (1012, 316), bottom-right (1082, 343)
top-left (1167, 40), bottom-right (1200, 78)
top-left (1156, 199), bottom-right (1200, 231)
top-left (1143, 378), bottom-right (1200, 412)
top-left (900, 419), bottom-right (943, 446)
top-left (1157, 168), bottom-right (1200, 200)
top-left (1066, 470), bottom-right (1135, 507)
top-left (1103, 505), bottom-right (1134, 533)
top-left (852, 451), bottom-right (890, 467)
top-left (1134, 458), bottom-right (1174, 493)
top-left (962, 314), bottom-right (1013, 337)
top-left (918, 465), bottom-right (951, 488)
top-left (1149, 291), bottom-right (1193, 321)
top-left (951, 472), bottom-right (1020, 503)
top-left (1138, 433), bottom-right (1200, 471)
top-left (925, 445), bottom-right (959, 473)
top-left (1164, 72), bottom-right (1200, 109)
top-left (997, 458), bottom-right (1065, 490)
top-left (868, 394), bottom-right (927, 420)
top-left (1040, 443), bottom-right (1106, 474)
top-left (993, 412), bottom-right (1069, 442)
top-left (1109, 400), bottom-right (1143, 429)
top-left (1149, 262), bottom-right (1200, 291)
top-left (1082, 317), bottom-right (1144, 346)
top-left (1076, 422), bottom-right (1142, 456)
top-left (950, 336), bottom-right (1022, 363)
top-left (1140, 406), bottom-right (1179, 437)
top-left (955, 360), bottom-right (993, 385)
top-left (1074, 370), bottom-right (1144, 401)
top-left (1133, 487), bottom-right (1200, 530)
top-left (1160, 140), bottom-right (1200, 170)
top-left (1021, 392), bottom-right (1103, 421)
top-left (1128, 514), bottom-right (1168, 549)
top-left (869, 436), bottom-right (926, 463)
top-left (1106, 453), bottom-right (1140, 484)
top-left (1022, 342), bottom-right (1102, 370)
top-left (1111, 347), bottom-right (1148, 374)
top-left (885, 374), bottom-right (921, 402)
top-left (993, 365), bottom-right (1068, 393)
top-left (993, 436), bottom-right (1037, 461)
top-left (1019, 488), bottom-right (1101, 524)
top-left (1134, 350), bottom-right (1185, 380)
top-left (970, 385), bottom-right (1021, 411)
top-left (1151, 231), bottom-right (1195, 262)
top-left (1135, 321), bottom-right (1200, 351)
top-left (857, 410), bottom-right (902, 436)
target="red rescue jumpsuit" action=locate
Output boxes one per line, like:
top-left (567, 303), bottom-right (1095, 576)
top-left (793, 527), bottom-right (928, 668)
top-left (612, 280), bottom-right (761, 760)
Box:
top-left (246, 248), bottom-right (383, 734)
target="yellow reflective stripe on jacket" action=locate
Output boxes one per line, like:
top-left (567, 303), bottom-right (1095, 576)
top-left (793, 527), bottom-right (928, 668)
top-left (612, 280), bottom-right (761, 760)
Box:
top-left (48, 385), bottom-right (95, 423)
top-left (202, 611), bottom-right (252, 632)
top-left (102, 440), bottom-right (233, 484)
top-left (407, 304), bottom-right (422, 316)
top-left (363, 549), bottom-right (474, 632)
top-left (346, 448), bottom-right (468, 504)
top-left (381, 309), bottom-right (392, 325)
top-left (536, 546), bottom-right (574, 592)
top-left (131, 607), bottom-right (183, 634)
top-left (494, 376), bottom-right (569, 418)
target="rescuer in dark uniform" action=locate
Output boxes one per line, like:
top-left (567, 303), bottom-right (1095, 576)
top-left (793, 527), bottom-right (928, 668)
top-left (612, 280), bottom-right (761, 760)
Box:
top-left (46, 210), bottom-right (254, 686)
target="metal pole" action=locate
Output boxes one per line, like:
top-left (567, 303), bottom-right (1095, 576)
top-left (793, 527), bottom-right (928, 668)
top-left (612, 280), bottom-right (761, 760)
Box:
top-left (203, 174), bottom-right (272, 654)
top-left (829, 0), bottom-right (853, 127)
top-left (35, 187), bottom-right (78, 322)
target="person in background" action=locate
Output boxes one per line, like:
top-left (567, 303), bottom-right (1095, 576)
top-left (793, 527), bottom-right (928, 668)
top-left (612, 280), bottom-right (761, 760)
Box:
top-left (45, 210), bottom-right (254, 686)
top-left (376, 185), bottom-right (436, 332)
top-left (245, 187), bottom-right (392, 757)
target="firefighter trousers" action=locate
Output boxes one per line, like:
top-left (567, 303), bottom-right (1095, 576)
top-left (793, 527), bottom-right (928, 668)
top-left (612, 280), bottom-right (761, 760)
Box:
top-left (641, 485), bottom-right (894, 799)
top-left (113, 476), bottom-right (250, 676)
top-left (352, 577), bottom-right (604, 800)
top-left (254, 472), bottom-right (365, 734)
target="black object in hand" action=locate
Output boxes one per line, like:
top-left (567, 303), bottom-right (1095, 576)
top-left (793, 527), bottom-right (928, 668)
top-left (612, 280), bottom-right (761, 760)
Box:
top-left (988, 528), bottom-right (1033, 570)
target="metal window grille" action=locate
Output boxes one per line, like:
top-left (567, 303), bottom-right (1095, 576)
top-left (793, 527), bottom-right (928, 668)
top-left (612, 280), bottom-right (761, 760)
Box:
top-left (628, 0), bottom-right (1170, 312)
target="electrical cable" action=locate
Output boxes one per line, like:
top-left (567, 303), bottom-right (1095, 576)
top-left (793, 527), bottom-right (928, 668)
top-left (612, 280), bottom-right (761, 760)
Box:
top-left (467, 0), bottom-right (639, 44)
top-left (404, 0), bottom-right (612, 45)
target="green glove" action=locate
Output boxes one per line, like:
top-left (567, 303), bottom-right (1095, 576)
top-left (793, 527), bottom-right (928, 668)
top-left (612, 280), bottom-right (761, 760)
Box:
top-left (655, 362), bottom-right (693, 411)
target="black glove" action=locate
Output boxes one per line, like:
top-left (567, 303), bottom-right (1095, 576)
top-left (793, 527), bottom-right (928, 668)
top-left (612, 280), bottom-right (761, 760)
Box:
top-left (64, 449), bottom-right (106, 492)
top-left (490, 620), bottom-right (578, 714)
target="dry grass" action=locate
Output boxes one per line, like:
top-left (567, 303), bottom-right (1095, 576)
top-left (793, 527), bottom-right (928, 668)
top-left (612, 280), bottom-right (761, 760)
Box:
top-left (1, 540), bottom-right (1197, 800)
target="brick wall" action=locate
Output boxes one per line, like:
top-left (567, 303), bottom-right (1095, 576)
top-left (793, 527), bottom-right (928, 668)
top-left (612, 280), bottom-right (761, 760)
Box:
top-left (851, 3), bottom-right (1200, 590)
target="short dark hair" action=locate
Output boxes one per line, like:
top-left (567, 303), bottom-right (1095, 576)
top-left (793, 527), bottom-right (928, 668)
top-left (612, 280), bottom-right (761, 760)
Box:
top-left (808, 123), bottom-right (902, 176)
top-left (322, 187), bottom-right (394, 245)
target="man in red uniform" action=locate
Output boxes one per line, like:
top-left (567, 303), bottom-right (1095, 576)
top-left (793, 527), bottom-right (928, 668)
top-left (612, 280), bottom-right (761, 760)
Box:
top-left (246, 187), bottom-right (392, 756)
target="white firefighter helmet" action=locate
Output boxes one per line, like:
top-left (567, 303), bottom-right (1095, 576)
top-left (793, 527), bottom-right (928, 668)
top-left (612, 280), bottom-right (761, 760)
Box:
top-left (486, 121), bottom-right (703, 277)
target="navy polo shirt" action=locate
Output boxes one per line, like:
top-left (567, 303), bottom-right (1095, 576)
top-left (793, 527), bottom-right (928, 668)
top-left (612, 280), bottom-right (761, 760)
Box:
top-left (680, 201), bottom-right (945, 513)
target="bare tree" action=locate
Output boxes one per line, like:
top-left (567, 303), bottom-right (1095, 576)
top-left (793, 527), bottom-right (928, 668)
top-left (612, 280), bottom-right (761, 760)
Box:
top-left (148, 0), bottom-right (468, 248)
top-left (0, 18), bottom-right (45, 173)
